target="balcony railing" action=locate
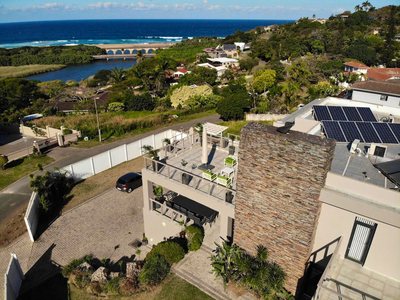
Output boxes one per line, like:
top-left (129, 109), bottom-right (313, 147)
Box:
top-left (144, 156), bottom-right (236, 205)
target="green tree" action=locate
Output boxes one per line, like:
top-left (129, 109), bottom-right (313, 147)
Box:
top-left (381, 6), bottom-right (398, 67)
top-left (252, 70), bottom-right (276, 94)
top-left (239, 57), bottom-right (260, 71)
top-left (38, 80), bottom-right (66, 98)
top-left (287, 61), bottom-right (313, 87)
top-left (122, 93), bottom-right (155, 111)
top-left (110, 67), bottom-right (126, 83)
top-left (136, 50), bottom-right (145, 64)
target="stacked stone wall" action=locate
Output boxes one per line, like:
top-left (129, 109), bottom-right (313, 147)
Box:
top-left (234, 123), bottom-right (335, 293)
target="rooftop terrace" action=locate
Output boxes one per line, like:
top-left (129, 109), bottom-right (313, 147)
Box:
top-left (144, 127), bottom-right (240, 205)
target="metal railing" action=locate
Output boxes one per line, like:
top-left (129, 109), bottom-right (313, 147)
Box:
top-left (144, 156), bottom-right (236, 205)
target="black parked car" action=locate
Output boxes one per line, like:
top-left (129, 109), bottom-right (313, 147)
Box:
top-left (116, 172), bottom-right (142, 193)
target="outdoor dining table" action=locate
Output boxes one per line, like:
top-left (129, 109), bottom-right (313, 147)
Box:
top-left (172, 195), bottom-right (217, 221)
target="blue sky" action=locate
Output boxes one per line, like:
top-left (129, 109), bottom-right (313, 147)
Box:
top-left (0, 0), bottom-right (395, 23)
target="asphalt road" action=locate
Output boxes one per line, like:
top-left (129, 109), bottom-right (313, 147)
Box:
top-left (0, 114), bottom-right (221, 224)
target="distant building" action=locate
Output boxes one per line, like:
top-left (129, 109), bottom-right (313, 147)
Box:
top-left (173, 69), bottom-right (191, 79)
top-left (344, 62), bottom-right (369, 74)
top-left (351, 81), bottom-right (400, 108)
top-left (202, 47), bottom-right (226, 58)
top-left (207, 57), bottom-right (239, 68)
top-left (367, 68), bottom-right (400, 81)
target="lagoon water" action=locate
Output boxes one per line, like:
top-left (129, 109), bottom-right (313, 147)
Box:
top-left (1, 19), bottom-right (294, 82)
top-left (25, 59), bottom-right (137, 82)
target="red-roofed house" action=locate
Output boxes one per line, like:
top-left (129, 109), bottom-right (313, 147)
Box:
top-left (173, 69), bottom-right (191, 79)
top-left (343, 62), bottom-right (369, 74)
top-left (367, 68), bottom-right (400, 82)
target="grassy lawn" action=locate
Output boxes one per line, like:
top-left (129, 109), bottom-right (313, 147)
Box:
top-left (0, 64), bottom-right (65, 78)
top-left (0, 155), bottom-right (54, 191)
top-left (218, 120), bottom-right (274, 136)
top-left (70, 110), bottom-right (217, 149)
top-left (63, 156), bottom-right (144, 212)
top-left (20, 272), bottom-right (213, 300)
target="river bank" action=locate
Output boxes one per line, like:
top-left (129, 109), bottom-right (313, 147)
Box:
top-left (0, 64), bottom-right (66, 79)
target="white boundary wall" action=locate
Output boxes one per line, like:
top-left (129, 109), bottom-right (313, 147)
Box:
top-left (4, 254), bottom-right (24, 300)
top-left (246, 113), bottom-right (288, 121)
top-left (24, 129), bottom-right (178, 240)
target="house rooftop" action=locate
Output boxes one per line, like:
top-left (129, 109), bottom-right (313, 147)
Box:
top-left (207, 58), bottom-right (238, 63)
top-left (352, 81), bottom-right (400, 96)
top-left (344, 62), bottom-right (369, 68)
top-left (274, 97), bottom-right (400, 190)
top-left (367, 68), bottom-right (400, 81)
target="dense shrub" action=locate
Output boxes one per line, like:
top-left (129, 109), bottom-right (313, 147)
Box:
top-left (0, 155), bottom-right (8, 170)
top-left (145, 241), bottom-right (185, 265)
top-left (120, 276), bottom-right (140, 294)
top-left (103, 276), bottom-right (122, 293)
top-left (170, 85), bottom-right (213, 108)
top-left (42, 106), bottom-right (57, 117)
top-left (62, 127), bottom-right (72, 135)
top-left (184, 225), bottom-right (204, 251)
top-left (139, 254), bottom-right (170, 286)
top-left (62, 258), bottom-right (85, 278)
top-left (107, 102), bottom-right (125, 112)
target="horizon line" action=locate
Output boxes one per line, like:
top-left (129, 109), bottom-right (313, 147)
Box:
top-left (0, 18), bottom-right (297, 25)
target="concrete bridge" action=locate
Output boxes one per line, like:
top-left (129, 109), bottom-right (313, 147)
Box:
top-left (95, 43), bottom-right (175, 56)
top-left (92, 54), bottom-right (156, 60)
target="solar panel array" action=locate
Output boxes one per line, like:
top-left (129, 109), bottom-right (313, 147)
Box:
top-left (313, 106), bottom-right (377, 122)
top-left (322, 121), bottom-right (400, 144)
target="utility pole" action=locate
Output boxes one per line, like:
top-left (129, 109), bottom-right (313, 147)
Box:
top-left (94, 96), bottom-right (101, 142)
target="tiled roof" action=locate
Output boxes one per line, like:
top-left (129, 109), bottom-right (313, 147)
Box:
top-left (351, 81), bottom-right (400, 96)
top-left (175, 69), bottom-right (188, 74)
top-left (366, 68), bottom-right (400, 81)
top-left (344, 62), bottom-right (369, 68)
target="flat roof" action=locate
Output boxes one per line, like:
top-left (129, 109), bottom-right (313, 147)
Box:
top-left (207, 58), bottom-right (238, 63)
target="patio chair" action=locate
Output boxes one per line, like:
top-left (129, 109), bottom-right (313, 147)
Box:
top-left (180, 207), bottom-right (188, 215)
top-left (202, 170), bottom-right (217, 181)
top-left (224, 156), bottom-right (237, 167)
top-left (217, 175), bottom-right (232, 187)
top-left (193, 216), bottom-right (202, 226)
top-left (187, 211), bottom-right (195, 220)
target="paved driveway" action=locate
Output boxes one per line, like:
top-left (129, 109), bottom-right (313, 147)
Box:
top-left (0, 187), bottom-right (146, 298)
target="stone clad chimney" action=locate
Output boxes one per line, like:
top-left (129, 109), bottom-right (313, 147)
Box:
top-left (234, 123), bottom-right (335, 293)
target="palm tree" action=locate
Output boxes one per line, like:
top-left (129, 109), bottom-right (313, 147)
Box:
top-left (110, 67), bottom-right (125, 83)
top-left (283, 82), bottom-right (300, 108)
top-left (136, 50), bottom-right (145, 64)
top-left (354, 4), bottom-right (361, 12)
top-left (151, 68), bottom-right (166, 91)
top-left (156, 57), bottom-right (175, 77)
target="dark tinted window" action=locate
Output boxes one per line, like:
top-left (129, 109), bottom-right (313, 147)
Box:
top-left (117, 179), bottom-right (127, 184)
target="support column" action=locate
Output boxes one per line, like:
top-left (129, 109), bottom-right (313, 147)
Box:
top-left (219, 213), bottom-right (233, 241)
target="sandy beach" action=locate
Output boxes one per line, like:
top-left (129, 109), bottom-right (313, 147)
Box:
top-left (95, 42), bottom-right (176, 49)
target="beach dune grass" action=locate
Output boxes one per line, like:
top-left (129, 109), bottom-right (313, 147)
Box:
top-left (0, 64), bottom-right (66, 79)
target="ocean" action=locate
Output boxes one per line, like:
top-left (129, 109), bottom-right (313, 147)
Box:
top-left (0, 19), bottom-right (294, 48)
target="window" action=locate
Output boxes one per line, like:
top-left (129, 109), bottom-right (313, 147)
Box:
top-left (374, 146), bottom-right (386, 157)
top-left (380, 95), bottom-right (388, 101)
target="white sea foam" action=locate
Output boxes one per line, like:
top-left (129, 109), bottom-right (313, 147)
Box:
top-left (66, 43), bottom-right (78, 46)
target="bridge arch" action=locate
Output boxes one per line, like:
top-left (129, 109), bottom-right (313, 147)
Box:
top-left (132, 49), bottom-right (137, 54)
top-left (141, 49), bottom-right (147, 54)
top-left (148, 49), bottom-right (154, 54)
top-left (107, 50), bottom-right (114, 55)
top-left (124, 49), bottom-right (130, 54)
top-left (115, 50), bottom-right (123, 55)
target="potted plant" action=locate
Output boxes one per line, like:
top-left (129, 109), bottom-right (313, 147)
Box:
top-left (178, 221), bottom-right (186, 238)
top-left (229, 135), bottom-right (236, 155)
top-left (162, 138), bottom-right (171, 152)
top-left (153, 185), bottom-right (163, 201)
top-left (142, 235), bottom-right (148, 246)
top-left (135, 250), bottom-right (143, 269)
top-left (142, 145), bottom-right (159, 170)
top-left (181, 159), bottom-right (189, 185)
top-left (226, 191), bottom-right (234, 203)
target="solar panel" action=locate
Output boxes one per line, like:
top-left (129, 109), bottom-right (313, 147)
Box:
top-left (342, 107), bottom-right (362, 122)
top-left (313, 106), bottom-right (331, 121)
top-left (356, 122), bottom-right (381, 143)
top-left (372, 123), bottom-right (399, 144)
top-left (357, 107), bottom-right (377, 122)
top-left (338, 121), bottom-right (363, 142)
top-left (389, 123), bottom-right (400, 142)
top-left (322, 121), bottom-right (346, 142)
top-left (328, 106), bottom-right (347, 121)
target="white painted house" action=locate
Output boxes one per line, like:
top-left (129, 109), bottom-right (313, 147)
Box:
top-left (351, 81), bottom-right (400, 108)
top-left (344, 62), bottom-right (369, 75)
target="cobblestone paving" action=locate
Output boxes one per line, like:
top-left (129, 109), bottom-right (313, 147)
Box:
top-left (0, 187), bottom-right (146, 299)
